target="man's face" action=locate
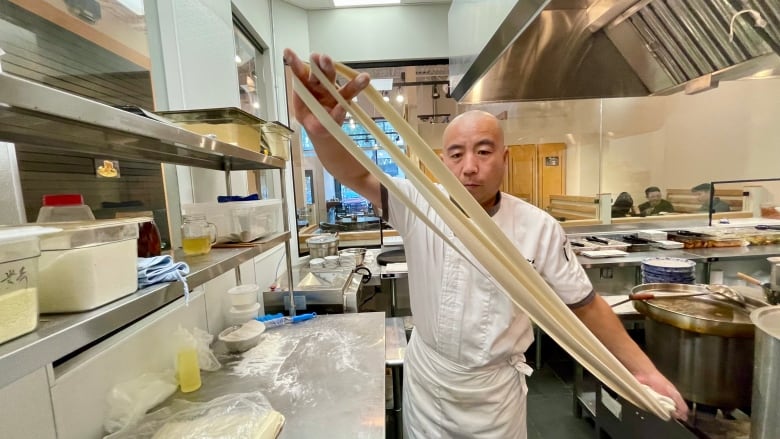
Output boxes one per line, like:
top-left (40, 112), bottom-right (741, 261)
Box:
top-left (441, 113), bottom-right (507, 209)
top-left (694, 190), bottom-right (709, 204)
top-left (647, 191), bottom-right (662, 207)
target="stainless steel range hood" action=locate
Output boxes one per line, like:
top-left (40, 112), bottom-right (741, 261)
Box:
top-left (449, 0), bottom-right (780, 103)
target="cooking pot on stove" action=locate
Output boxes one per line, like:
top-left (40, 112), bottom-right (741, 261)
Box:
top-left (633, 283), bottom-right (760, 411)
top-left (306, 234), bottom-right (339, 258)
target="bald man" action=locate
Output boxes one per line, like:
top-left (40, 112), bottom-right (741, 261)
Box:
top-left (285, 49), bottom-right (687, 439)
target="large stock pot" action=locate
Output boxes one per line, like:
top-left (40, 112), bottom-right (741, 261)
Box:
top-left (632, 283), bottom-right (759, 410)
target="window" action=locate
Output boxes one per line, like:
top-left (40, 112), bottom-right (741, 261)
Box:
top-left (301, 117), bottom-right (406, 208)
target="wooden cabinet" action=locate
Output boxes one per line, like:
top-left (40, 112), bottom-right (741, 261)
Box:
top-left (503, 143), bottom-right (566, 209)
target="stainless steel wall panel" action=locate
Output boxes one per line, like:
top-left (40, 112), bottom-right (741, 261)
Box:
top-left (688, 0), bottom-right (749, 64)
top-left (667, 0), bottom-right (730, 70)
top-left (650, 1), bottom-right (714, 74)
top-left (636, 9), bottom-right (700, 80)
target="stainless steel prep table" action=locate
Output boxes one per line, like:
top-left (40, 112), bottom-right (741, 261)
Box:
top-left (163, 313), bottom-right (386, 438)
top-left (576, 249), bottom-right (705, 268)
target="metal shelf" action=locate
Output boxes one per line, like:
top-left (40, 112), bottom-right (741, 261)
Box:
top-left (0, 72), bottom-right (285, 171)
top-left (0, 231), bottom-right (289, 389)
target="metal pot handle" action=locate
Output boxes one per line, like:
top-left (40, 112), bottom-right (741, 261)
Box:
top-left (354, 266), bottom-right (372, 283)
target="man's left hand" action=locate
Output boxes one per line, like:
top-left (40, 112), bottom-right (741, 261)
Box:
top-left (635, 370), bottom-right (689, 420)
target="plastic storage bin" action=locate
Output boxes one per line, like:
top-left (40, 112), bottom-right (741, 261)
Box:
top-left (156, 107), bottom-right (266, 153)
top-left (0, 226), bottom-right (59, 344)
top-left (36, 193), bottom-right (95, 223)
top-left (182, 199), bottom-right (282, 243)
top-left (37, 219), bottom-right (141, 313)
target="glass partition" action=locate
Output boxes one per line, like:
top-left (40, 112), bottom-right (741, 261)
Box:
top-left (462, 76), bottom-right (780, 227)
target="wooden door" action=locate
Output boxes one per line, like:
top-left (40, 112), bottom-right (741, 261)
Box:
top-left (537, 143), bottom-right (566, 210)
top-left (505, 143), bottom-right (566, 208)
top-left (507, 145), bottom-right (536, 204)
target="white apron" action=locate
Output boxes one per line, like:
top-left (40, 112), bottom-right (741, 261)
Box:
top-left (403, 331), bottom-right (532, 439)
top-left (385, 180), bottom-right (592, 438)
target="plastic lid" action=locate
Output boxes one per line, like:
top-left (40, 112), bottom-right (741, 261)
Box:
top-left (228, 284), bottom-right (260, 295)
top-left (307, 235), bottom-right (337, 244)
top-left (0, 226), bottom-right (61, 245)
top-left (42, 194), bottom-right (85, 206)
top-left (38, 219), bottom-right (142, 250)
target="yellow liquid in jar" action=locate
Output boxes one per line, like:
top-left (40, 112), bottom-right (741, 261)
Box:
top-left (182, 236), bottom-right (211, 255)
top-left (177, 348), bottom-right (201, 393)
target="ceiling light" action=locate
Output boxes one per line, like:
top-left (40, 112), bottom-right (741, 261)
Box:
top-left (252, 102), bottom-right (260, 109)
top-left (235, 54), bottom-right (242, 64)
top-left (382, 92), bottom-right (390, 102)
top-left (432, 84), bottom-right (440, 100)
top-left (333, 0), bottom-right (401, 7)
top-left (395, 88), bottom-right (404, 103)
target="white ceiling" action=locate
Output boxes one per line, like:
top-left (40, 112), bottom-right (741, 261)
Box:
top-left (282, 0), bottom-right (450, 11)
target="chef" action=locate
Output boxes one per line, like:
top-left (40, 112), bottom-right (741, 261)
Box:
top-left (285, 49), bottom-right (687, 438)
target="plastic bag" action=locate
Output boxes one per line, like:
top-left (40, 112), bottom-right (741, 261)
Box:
top-left (173, 326), bottom-right (221, 373)
top-left (193, 327), bottom-right (221, 372)
top-left (103, 371), bottom-right (178, 434)
top-left (104, 392), bottom-right (284, 439)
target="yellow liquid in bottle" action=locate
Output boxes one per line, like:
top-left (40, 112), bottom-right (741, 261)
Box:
top-left (177, 348), bottom-right (202, 393)
top-left (182, 236), bottom-right (211, 255)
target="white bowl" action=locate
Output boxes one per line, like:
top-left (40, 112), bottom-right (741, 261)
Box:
top-left (227, 284), bottom-right (259, 307)
top-left (218, 320), bottom-right (266, 353)
top-left (226, 302), bottom-right (260, 326)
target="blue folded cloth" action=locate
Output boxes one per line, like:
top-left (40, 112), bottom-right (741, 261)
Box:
top-left (217, 194), bottom-right (260, 203)
top-left (137, 255), bottom-right (191, 304)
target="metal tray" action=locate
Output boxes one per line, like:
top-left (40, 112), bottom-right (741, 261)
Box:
top-left (156, 107), bottom-right (266, 126)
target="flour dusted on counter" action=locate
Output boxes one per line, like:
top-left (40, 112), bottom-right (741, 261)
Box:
top-left (229, 325), bottom-right (368, 410)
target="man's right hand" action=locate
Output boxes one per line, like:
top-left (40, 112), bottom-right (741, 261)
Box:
top-left (283, 49), bottom-right (370, 139)
top-left (283, 49), bottom-right (382, 207)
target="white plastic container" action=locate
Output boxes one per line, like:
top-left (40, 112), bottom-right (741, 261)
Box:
top-left (37, 219), bottom-right (140, 313)
top-left (182, 199), bottom-right (282, 243)
top-left (227, 284), bottom-right (260, 307)
top-left (227, 302), bottom-right (260, 326)
top-left (0, 226), bottom-right (59, 344)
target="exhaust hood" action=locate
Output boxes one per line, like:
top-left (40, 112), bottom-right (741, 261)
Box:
top-left (449, 0), bottom-right (780, 103)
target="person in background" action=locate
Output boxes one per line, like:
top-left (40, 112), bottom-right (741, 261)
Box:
top-left (692, 183), bottom-right (731, 213)
top-left (637, 186), bottom-right (675, 216)
top-left (611, 192), bottom-right (637, 218)
top-left (285, 49), bottom-right (687, 439)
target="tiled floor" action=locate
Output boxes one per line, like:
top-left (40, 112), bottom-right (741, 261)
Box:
top-left (526, 364), bottom-right (596, 439)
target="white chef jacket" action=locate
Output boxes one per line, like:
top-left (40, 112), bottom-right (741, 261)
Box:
top-left (384, 179), bottom-right (594, 438)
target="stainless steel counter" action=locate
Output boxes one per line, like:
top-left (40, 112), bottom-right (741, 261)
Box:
top-left (172, 313), bottom-right (386, 438)
top-left (0, 232), bottom-right (289, 390)
top-left (576, 245), bottom-right (780, 268)
top-left (681, 245), bottom-right (780, 260)
top-left (576, 249), bottom-right (700, 268)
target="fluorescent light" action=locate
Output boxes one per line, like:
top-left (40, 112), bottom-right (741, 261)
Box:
top-left (333, 0), bottom-right (400, 7)
top-left (116, 0), bottom-right (144, 15)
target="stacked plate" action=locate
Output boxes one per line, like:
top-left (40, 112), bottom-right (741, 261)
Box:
top-left (641, 257), bottom-right (696, 284)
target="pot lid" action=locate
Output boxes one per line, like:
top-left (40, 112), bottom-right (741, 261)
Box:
top-left (632, 283), bottom-right (757, 338)
top-left (751, 306), bottom-right (780, 340)
top-left (306, 235), bottom-right (337, 244)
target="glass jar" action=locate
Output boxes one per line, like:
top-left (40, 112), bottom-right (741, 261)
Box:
top-left (181, 214), bottom-right (217, 256)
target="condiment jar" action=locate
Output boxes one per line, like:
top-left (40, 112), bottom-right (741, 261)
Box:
top-left (181, 214), bottom-right (217, 256)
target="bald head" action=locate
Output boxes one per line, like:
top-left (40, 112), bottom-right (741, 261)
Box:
top-left (440, 110), bottom-right (508, 210)
top-left (443, 110), bottom-right (505, 150)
